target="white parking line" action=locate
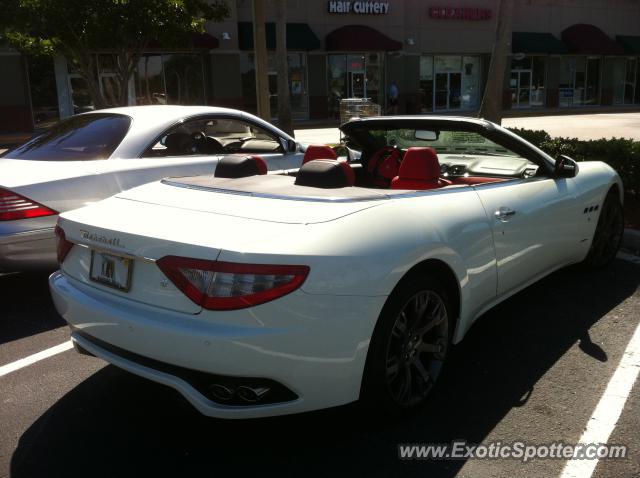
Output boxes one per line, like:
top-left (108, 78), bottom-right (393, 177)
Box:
top-left (560, 320), bottom-right (640, 478)
top-left (0, 341), bottom-right (73, 378)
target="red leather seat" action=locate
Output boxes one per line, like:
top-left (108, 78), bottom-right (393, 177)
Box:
top-left (390, 147), bottom-right (450, 190)
top-left (303, 144), bottom-right (337, 164)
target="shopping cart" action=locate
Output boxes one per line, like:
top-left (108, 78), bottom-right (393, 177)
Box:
top-left (339, 98), bottom-right (381, 125)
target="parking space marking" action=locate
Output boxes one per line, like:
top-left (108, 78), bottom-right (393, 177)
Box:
top-left (0, 340), bottom-right (73, 378)
top-left (560, 319), bottom-right (640, 478)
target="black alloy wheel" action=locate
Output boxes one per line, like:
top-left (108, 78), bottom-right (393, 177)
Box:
top-left (584, 193), bottom-right (624, 268)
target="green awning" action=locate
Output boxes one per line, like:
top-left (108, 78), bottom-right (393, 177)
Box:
top-left (238, 22), bottom-right (320, 51)
top-left (512, 32), bottom-right (568, 54)
top-left (616, 35), bottom-right (640, 54)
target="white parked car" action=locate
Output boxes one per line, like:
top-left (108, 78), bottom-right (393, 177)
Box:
top-left (0, 106), bottom-right (303, 272)
top-left (49, 116), bottom-right (624, 419)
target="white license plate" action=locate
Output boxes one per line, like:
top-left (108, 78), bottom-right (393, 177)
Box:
top-left (89, 250), bottom-right (133, 292)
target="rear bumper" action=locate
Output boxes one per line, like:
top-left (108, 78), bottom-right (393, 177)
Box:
top-left (0, 227), bottom-right (57, 272)
top-left (49, 271), bottom-right (386, 419)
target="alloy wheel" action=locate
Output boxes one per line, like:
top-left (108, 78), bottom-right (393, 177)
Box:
top-left (384, 290), bottom-right (449, 407)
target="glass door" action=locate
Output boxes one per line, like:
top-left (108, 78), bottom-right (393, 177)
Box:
top-left (510, 70), bottom-right (531, 108)
top-left (435, 72), bottom-right (448, 110)
top-left (348, 71), bottom-right (365, 97)
top-left (624, 58), bottom-right (637, 104)
top-left (585, 58), bottom-right (600, 105)
top-left (434, 72), bottom-right (462, 110)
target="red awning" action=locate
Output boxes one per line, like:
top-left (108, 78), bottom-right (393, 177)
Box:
top-left (561, 24), bottom-right (624, 55)
top-left (326, 25), bottom-right (402, 51)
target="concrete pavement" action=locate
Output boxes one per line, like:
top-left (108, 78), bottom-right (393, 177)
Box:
top-left (1, 256), bottom-right (640, 478)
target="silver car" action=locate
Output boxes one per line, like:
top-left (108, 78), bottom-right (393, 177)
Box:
top-left (0, 105), bottom-right (303, 271)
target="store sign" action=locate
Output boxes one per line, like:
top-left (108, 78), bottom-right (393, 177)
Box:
top-left (429, 6), bottom-right (492, 20)
top-left (328, 1), bottom-right (390, 14)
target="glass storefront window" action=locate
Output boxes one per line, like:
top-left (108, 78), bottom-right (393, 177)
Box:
top-left (461, 56), bottom-right (481, 109)
top-left (98, 55), bottom-right (122, 107)
top-left (420, 55), bottom-right (480, 111)
top-left (419, 56), bottom-right (433, 112)
top-left (27, 55), bottom-right (60, 127)
top-left (611, 58), bottom-right (626, 105)
top-left (327, 53), bottom-right (383, 114)
top-left (67, 60), bottom-right (95, 114)
top-left (624, 58), bottom-right (637, 104)
top-left (163, 54), bottom-right (204, 105)
top-left (585, 58), bottom-right (600, 105)
top-left (241, 52), bottom-right (309, 119)
top-left (328, 54), bottom-right (346, 119)
top-left (636, 57), bottom-right (640, 105)
top-left (531, 57), bottom-right (546, 107)
top-left (435, 56), bottom-right (462, 72)
top-left (135, 55), bottom-right (165, 105)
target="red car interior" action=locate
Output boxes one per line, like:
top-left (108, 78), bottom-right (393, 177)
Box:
top-left (367, 146), bottom-right (403, 187)
top-left (302, 145), bottom-right (338, 164)
top-left (390, 147), bottom-right (452, 190)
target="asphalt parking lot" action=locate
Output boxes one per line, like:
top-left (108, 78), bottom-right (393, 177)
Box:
top-left (1, 255), bottom-right (639, 478)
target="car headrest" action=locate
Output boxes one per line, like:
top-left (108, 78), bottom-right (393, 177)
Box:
top-left (397, 147), bottom-right (441, 181)
top-left (294, 160), bottom-right (355, 188)
top-left (164, 132), bottom-right (193, 155)
top-left (303, 144), bottom-right (338, 164)
top-left (214, 155), bottom-right (268, 178)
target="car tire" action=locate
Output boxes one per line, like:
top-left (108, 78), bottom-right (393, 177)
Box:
top-left (582, 192), bottom-right (624, 269)
top-left (360, 274), bottom-right (452, 417)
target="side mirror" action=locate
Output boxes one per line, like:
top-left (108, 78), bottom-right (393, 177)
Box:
top-left (281, 138), bottom-right (297, 153)
top-left (555, 155), bottom-right (578, 178)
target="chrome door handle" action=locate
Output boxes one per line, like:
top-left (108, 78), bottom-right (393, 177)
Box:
top-left (494, 207), bottom-right (516, 221)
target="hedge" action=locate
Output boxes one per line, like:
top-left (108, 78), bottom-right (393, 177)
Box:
top-left (508, 127), bottom-right (640, 197)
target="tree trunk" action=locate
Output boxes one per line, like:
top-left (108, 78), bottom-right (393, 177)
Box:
top-left (252, 0), bottom-right (270, 120)
top-left (75, 54), bottom-right (107, 110)
top-left (275, 0), bottom-right (293, 136)
top-left (477, 0), bottom-right (514, 124)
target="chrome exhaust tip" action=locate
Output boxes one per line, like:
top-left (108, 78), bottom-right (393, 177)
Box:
top-left (237, 386), bottom-right (271, 403)
top-left (208, 383), bottom-right (235, 402)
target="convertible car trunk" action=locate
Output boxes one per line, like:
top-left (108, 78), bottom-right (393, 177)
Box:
top-left (57, 175), bottom-right (390, 312)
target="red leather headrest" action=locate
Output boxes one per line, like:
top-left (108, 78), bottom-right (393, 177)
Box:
top-left (303, 144), bottom-right (337, 164)
top-left (250, 155), bottom-right (268, 175)
top-left (397, 147), bottom-right (441, 181)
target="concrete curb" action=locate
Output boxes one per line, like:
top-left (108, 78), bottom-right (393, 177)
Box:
top-left (622, 228), bottom-right (640, 255)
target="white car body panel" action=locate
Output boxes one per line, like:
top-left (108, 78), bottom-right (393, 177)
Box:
top-left (0, 106), bottom-right (302, 271)
top-left (49, 116), bottom-right (624, 418)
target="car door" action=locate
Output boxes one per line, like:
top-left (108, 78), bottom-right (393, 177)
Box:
top-left (474, 175), bottom-right (585, 298)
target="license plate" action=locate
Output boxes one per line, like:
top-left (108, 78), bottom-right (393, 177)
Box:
top-left (89, 250), bottom-right (133, 292)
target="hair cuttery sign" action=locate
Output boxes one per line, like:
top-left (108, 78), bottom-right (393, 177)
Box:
top-left (429, 6), bottom-right (492, 20)
top-left (328, 1), bottom-right (390, 14)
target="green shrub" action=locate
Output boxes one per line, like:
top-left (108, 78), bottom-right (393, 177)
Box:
top-left (508, 128), bottom-right (639, 197)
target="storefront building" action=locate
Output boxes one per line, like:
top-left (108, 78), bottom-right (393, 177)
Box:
top-left (2, 0), bottom-right (640, 133)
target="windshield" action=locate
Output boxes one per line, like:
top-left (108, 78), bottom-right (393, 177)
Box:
top-left (364, 129), bottom-right (520, 157)
top-left (4, 113), bottom-right (131, 161)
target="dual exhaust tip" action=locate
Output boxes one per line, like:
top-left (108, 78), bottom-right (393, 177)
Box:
top-left (209, 383), bottom-right (271, 404)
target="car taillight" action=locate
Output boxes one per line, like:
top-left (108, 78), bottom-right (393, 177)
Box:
top-left (156, 256), bottom-right (310, 310)
top-left (54, 225), bottom-right (74, 264)
top-left (0, 187), bottom-right (57, 221)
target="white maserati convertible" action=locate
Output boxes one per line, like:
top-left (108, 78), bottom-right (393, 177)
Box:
top-left (0, 105), bottom-right (303, 272)
top-left (49, 116), bottom-right (624, 419)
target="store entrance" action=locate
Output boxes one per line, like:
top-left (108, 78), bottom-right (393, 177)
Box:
top-left (510, 70), bottom-right (532, 108)
top-left (348, 71), bottom-right (366, 97)
top-left (434, 71), bottom-right (462, 110)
